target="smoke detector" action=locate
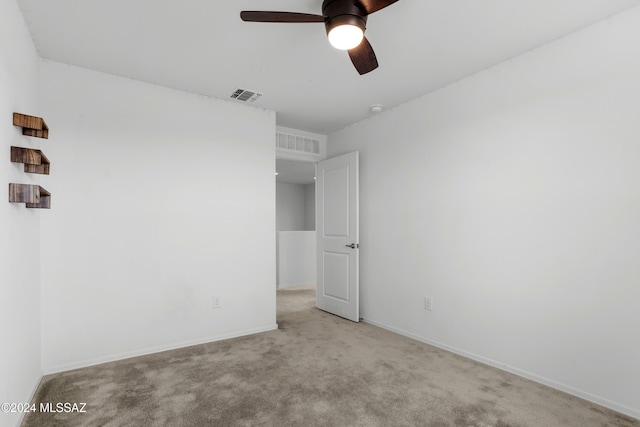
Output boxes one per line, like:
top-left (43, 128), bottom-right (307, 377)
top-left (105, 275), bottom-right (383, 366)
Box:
top-left (370, 104), bottom-right (383, 113)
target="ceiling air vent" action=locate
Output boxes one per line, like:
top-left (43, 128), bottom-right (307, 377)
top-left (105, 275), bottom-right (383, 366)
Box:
top-left (230, 88), bottom-right (263, 103)
top-left (276, 131), bottom-right (320, 155)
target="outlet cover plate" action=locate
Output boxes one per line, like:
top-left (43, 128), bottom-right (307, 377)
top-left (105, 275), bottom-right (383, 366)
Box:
top-left (213, 296), bottom-right (221, 309)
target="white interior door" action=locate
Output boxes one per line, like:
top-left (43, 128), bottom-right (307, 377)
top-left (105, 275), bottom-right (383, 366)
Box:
top-left (316, 151), bottom-right (359, 322)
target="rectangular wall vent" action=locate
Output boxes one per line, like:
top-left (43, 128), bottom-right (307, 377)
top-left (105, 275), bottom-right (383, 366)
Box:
top-left (276, 132), bottom-right (320, 155)
top-left (230, 88), bottom-right (263, 103)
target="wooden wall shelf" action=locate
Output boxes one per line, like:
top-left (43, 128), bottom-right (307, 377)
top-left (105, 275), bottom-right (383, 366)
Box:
top-left (10, 146), bottom-right (50, 175)
top-left (13, 112), bottom-right (49, 139)
top-left (8, 183), bottom-right (51, 209)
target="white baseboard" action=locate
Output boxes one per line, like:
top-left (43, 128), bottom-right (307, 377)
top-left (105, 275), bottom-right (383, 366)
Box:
top-left (277, 281), bottom-right (315, 289)
top-left (362, 317), bottom-right (640, 421)
top-left (43, 324), bottom-right (278, 375)
top-left (15, 372), bottom-right (44, 427)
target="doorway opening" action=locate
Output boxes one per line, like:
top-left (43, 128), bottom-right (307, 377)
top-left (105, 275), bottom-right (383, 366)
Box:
top-left (275, 158), bottom-right (317, 291)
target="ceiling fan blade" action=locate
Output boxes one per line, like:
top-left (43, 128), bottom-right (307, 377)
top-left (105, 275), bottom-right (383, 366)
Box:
top-left (357, 0), bottom-right (399, 15)
top-left (348, 37), bottom-right (378, 75)
top-left (240, 11), bottom-right (325, 23)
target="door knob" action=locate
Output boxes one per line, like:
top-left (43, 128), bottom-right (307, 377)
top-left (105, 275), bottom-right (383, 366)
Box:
top-left (345, 243), bottom-right (359, 249)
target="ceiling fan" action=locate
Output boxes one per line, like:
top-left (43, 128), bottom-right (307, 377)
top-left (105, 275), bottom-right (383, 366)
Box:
top-left (240, 0), bottom-right (399, 75)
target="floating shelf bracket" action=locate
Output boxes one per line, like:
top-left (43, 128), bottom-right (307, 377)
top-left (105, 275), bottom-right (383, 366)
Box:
top-left (10, 146), bottom-right (50, 175)
top-left (8, 183), bottom-right (51, 209)
top-left (13, 112), bottom-right (49, 139)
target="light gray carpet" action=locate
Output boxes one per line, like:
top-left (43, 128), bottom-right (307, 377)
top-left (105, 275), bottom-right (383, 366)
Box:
top-left (23, 286), bottom-right (638, 426)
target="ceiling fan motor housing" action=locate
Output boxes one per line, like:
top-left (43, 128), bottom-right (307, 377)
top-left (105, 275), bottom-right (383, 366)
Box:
top-left (240, 0), bottom-right (389, 74)
top-left (322, 0), bottom-right (368, 35)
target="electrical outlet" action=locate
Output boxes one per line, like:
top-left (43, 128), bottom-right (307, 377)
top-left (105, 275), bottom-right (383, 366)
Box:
top-left (424, 296), bottom-right (432, 311)
top-left (212, 296), bottom-right (221, 309)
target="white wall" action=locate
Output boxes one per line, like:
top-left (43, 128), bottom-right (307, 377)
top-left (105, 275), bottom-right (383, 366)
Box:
top-left (276, 182), bottom-right (306, 231)
top-left (39, 61), bottom-right (277, 372)
top-left (328, 6), bottom-right (640, 419)
top-left (304, 183), bottom-right (315, 231)
top-left (0, 1), bottom-right (42, 426)
top-left (276, 182), bottom-right (316, 231)
top-left (277, 231), bottom-right (316, 288)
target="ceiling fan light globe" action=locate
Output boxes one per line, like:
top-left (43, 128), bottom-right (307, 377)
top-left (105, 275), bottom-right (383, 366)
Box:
top-left (328, 24), bottom-right (364, 50)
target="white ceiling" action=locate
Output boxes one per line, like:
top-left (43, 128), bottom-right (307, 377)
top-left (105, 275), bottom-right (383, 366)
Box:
top-left (17, 0), bottom-right (640, 134)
